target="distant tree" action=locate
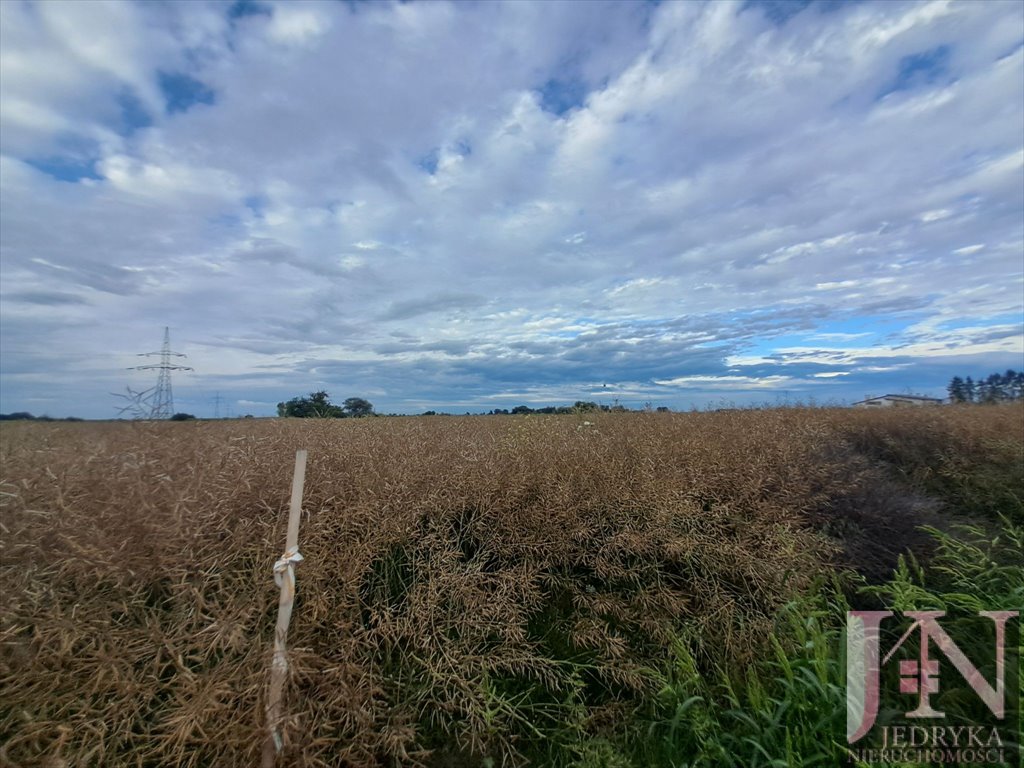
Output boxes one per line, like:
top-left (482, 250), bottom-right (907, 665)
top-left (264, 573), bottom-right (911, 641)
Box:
top-left (1002, 369), bottom-right (1023, 401)
top-left (947, 371), bottom-right (1023, 404)
top-left (948, 376), bottom-right (968, 403)
top-left (170, 412), bottom-right (196, 421)
top-left (511, 405), bottom-right (533, 415)
top-left (342, 397), bottom-right (374, 418)
top-left (656, 406), bottom-right (670, 413)
top-left (1012, 370), bottom-right (1024, 400)
top-left (573, 401), bottom-right (600, 413)
top-left (277, 391), bottom-right (344, 418)
top-left (307, 391), bottom-right (343, 417)
top-left (980, 374), bottom-right (998, 403)
top-left (0, 412), bottom-right (35, 421)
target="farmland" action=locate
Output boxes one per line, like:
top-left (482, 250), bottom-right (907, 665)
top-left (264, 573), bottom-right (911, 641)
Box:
top-left (1, 405), bottom-right (1021, 767)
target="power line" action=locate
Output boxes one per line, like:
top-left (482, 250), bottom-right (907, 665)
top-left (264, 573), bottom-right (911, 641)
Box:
top-left (120, 327), bottom-right (194, 419)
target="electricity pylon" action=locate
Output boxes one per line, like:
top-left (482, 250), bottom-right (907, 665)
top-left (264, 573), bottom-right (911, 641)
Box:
top-left (126, 327), bottom-right (193, 419)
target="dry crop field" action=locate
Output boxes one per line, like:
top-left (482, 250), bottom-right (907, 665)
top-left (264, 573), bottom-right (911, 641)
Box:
top-left (1, 405), bottom-right (1021, 767)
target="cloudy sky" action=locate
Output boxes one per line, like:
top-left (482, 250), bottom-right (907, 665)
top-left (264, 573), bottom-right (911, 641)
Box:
top-left (1, 0), bottom-right (1022, 418)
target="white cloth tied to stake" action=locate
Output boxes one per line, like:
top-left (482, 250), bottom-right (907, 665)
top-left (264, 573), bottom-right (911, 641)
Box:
top-left (273, 547), bottom-right (304, 588)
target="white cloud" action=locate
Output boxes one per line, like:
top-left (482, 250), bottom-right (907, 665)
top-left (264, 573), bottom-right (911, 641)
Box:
top-left (606, 277), bottom-right (666, 297)
top-left (953, 244), bottom-right (985, 255)
top-left (809, 332), bottom-right (873, 341)
top-left (655, 375), bottom-right (797, 390)
top-left (265, 4), bottom-right (331, 46)
top-left (758, 332), bottom-right (1024, 367)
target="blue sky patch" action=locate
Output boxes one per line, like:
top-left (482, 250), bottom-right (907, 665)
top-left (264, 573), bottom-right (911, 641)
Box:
top-left (882, 45), bottom-right (953, 97)
top-left (744, 0), bottom-right (863, 25)
top-left (243, 195), bottom-right (266, 217)
top-left (744, 0), bottom-right (813, 25)
top-left (340, 0), bottom-right (377, 11)
top-left (228, 0), bottom-right (272, 20)
top-left (538, 76), bottom-right (588, 116)
top-left (159, 72), bottom-right (216, 114)
top-left (24, 155), bottom-right (102, 183)
top-left (116, 90), bottom-right (153, 135)
top-left (417, 142), bottom-right (470, 174)
top-left (418, 148), bottom-right (440, 175)
top-left (741, 314), bottom-right (928, 358)
top-left (932, 313), bottom-right (1022, 332)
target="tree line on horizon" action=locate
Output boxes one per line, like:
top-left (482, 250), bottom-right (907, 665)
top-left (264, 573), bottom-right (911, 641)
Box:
top-left (947, 370), bottom-right (1024, 403)
top-left (276, 391), bottom-right (375, 418)
top-left (7, 373), bottom-right (1023, 423)
top-left (275, 394), bottom-right (674, 418)
top-left (0, 413), bottom-right (85, 422)
top-left (468, 401), bottom-right (671, 416)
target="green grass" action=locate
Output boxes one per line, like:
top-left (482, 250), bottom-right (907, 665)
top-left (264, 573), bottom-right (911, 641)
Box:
top-left (615, 517), bottom-right (1022, 768)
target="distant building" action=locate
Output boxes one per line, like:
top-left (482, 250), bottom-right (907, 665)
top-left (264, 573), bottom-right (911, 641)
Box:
top-left (852, 394), bottom-right (944, 408)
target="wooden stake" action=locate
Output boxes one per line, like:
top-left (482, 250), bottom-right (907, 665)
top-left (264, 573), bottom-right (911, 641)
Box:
top-left (262, 449), bottom-right (308, 768)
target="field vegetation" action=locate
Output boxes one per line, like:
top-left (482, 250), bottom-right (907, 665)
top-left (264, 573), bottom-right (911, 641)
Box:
top-left (1, 405), bottom-right (1021, 767)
